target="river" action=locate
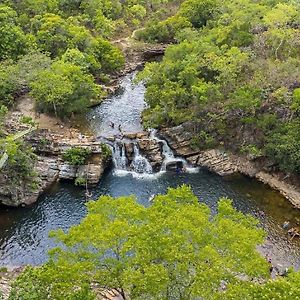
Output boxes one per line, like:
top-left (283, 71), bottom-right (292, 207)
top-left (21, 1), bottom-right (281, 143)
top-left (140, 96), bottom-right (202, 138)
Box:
top-left (0, 72), bottom-right (300, 272)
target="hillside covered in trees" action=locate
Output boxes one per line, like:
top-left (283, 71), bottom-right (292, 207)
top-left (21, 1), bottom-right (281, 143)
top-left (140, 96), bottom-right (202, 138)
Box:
top-left (0, 0), bottom-right (175, 193)
top-left (139, 0), bottom-right (300, 176)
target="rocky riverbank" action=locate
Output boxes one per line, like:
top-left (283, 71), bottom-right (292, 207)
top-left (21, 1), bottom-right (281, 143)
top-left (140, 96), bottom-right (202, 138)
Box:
top-left (159, 122), bottom-right (300, 209)
top-left (0, 41), bottom-right (167, 207)
top-left (0, 113), bottom-right (110, 207)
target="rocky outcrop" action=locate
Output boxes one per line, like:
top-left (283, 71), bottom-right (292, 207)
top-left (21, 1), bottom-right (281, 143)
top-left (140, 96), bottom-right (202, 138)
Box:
top-left (0, 130), bottom-right (110, 207)
top-left (160, 124), bottom-right (300, 209)
top-left (106, 131), bottom-right (164, 172)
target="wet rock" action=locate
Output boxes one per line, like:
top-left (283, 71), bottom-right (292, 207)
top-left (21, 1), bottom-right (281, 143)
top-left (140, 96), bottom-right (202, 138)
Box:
top-left (166, 161), bottom-right (184, 172)
top-left (124, 142), bottom-right (134, 162)
top-left (137, 138), bottom-right (163, 170)
top-left (123, 133), bottom-right (137, 139)
top-left (136, 131), bottom-right (149, 139)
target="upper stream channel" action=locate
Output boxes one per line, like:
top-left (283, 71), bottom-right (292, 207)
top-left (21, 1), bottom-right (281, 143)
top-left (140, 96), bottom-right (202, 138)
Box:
top-left (0, 72), bottom-right (300, 272)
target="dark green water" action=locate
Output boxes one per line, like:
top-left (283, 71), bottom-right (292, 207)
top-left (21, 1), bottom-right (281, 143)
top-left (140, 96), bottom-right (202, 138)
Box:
top-left (0, 169), bottom-right (300, 270)
top-left (1, 72), bottom-right (299, 271)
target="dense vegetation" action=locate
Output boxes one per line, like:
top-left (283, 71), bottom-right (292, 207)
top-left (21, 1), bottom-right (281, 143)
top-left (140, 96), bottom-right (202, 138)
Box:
top-left (0, 0), bottom-right (175, 187)
top-left (139, 0), bottom-right (300, 175)
top-left (0, 108), bottom-right (37, 190)
top-left (0, 0), bottom-right (176, 117)
top-left (8, 186), bottom-right (300, 299)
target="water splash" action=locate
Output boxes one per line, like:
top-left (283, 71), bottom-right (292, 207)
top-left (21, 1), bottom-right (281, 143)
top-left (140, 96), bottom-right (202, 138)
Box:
top-left (111, 142), bottom-right (127, 170)
top-left (131, 143), bottom-right (153, 174)
top-left (150, 129), bottom-right (198, 173)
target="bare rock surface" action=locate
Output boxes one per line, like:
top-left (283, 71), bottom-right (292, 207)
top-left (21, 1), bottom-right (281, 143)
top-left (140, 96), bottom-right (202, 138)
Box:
top-left (0, 129), bottom-right (110, 207)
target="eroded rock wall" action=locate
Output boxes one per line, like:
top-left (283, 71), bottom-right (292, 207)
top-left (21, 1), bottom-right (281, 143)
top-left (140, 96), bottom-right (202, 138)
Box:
top-left (0, 130), bottom-right (109, 207)
top-left (160, 123), bottom-right (300, 209)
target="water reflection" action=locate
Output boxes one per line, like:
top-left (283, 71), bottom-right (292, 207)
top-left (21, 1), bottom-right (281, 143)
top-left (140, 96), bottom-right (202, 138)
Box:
top-left (0, 169), bottom-right (300, 270)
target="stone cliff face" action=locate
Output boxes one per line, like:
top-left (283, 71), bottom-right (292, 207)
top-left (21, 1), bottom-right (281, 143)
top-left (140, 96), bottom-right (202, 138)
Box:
top-left (159, 123), bottom-right (300, 209)
top-left (0, 130), bottom-right (109, 207)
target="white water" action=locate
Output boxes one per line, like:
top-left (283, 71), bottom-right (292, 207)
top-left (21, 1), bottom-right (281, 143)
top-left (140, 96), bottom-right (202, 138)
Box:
top-left (111, 142), bottom-right (127, 170)
top-left (109, 131), bottom-right (198, 177)
top-left (131, 143), bottom-right (153, 174)
top-left (150, 129), bottom-right (199, 174)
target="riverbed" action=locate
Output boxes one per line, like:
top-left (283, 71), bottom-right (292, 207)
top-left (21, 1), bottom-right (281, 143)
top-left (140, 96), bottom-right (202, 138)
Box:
top-left (0, 73), bottom-right (300, 271)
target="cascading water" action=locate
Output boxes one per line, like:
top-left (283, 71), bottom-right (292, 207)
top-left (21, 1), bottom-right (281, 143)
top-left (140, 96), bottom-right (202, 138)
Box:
top-left (111, 142), bottom-right (127, 170)
top-left (150, 129), bottom-right (197, 173)
top-left (131, 143), bottom-right (153, 174)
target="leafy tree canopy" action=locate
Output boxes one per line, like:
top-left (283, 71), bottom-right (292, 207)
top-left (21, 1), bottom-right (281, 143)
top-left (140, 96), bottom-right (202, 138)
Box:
top-left (8, 186), bottom-right (300, 299)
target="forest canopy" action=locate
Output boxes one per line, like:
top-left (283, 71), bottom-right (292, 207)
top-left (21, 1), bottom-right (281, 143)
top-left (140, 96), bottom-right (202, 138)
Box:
top-left (8, 186), bottom-right (300, 299)
top-left (0, 0), bottom-right (175, 117)
top-left (139, 0), bottom-right (300, 175)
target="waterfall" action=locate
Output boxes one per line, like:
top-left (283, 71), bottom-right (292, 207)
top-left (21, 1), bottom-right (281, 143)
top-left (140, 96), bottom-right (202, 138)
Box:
top-left (107, 131), bottom-right (197, 177)
top-left (110, 140), bottom-right (153, 175)
top-left (131, 143), bottom-right (153, 174)
top-left (150, 129), bottom-right (198, 173)
top-left (111, 142), bottom-right (127, 170)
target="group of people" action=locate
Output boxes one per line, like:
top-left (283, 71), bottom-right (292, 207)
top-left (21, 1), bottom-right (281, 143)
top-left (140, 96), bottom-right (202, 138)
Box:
top-left (109, 121), bottom-right (122, 132)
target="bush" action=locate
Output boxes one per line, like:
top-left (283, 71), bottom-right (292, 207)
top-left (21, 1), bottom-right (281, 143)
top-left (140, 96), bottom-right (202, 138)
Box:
top-left (101, 144), bottom-right (112, 161)
top-left (190, 130), bottom-right (217, 150)
top-left (63, 147), bottom-right (92, 166)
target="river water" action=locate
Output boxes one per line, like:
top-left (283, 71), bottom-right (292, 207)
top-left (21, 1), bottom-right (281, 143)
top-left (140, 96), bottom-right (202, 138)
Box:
top-left (0, 73), bottom-right (300, 271)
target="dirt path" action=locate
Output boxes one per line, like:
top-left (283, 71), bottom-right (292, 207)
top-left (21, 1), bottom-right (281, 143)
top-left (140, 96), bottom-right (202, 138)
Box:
top-left (14, 95), bottom-right (91, 135)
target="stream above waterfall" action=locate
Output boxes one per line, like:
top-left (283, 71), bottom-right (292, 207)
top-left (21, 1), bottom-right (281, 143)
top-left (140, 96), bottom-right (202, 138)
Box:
top-left (1, 72), bottom-right (300, 272)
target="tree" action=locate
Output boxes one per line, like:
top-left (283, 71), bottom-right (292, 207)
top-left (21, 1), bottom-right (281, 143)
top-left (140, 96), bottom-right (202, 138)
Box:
top-left (0, 5), bottom-right (28, 60)
top-left (30, 60), bottom-right (101, 117)
top-left (88, 37), bottom-right (124, 73)
top-left (10, 186), bottom-right (273, 300)
top-left (31, 14), bottom-right (93, 58)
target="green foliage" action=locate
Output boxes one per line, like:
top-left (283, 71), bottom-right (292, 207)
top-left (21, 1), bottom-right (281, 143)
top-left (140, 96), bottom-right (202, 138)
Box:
top-left (0, 135), bottom-right (37, 185)
top-left (100, 143), bottom-right (112, 161)
top-left (30, 60), bottom-right (101, 117)
top-left (191, 130), bottom-right (217, 150)
top-left (178, 0), bottom-right (219, 28)
top-left (136, 16), bottom-right (192, 43)
top-left (88, 37), bottom-right (125, 73)
top-left (10, 185), bottom-right (276, 300)
top-left (240, 144), bottom-right (263, 159)
top-left (139, 0), bottom-right (300, 175)
top-left (75, 176), bottom-right (86, 186)
top-left (291, 88), bottom-right (300, 112)
top-left (0, 61), bottom-right (18, 106)
top-left (63, 147), bottom-right (92, 166)
top-left (265, 121), bottom-right (300, 173)
top-left (221, 270), bottom-right (300, 299)
top-left (0, 267), bottom-right (8, 273)
top-left (0, 5), bottom-right (28, 60)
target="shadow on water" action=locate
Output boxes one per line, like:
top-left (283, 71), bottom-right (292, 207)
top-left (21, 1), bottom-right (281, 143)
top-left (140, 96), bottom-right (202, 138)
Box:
top-left (1, 168), bottom-right (300, 270)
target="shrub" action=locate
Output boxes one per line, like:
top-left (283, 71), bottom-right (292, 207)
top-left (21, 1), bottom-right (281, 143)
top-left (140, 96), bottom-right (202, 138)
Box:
top-left (63, 147), bottom-right (91, 166)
